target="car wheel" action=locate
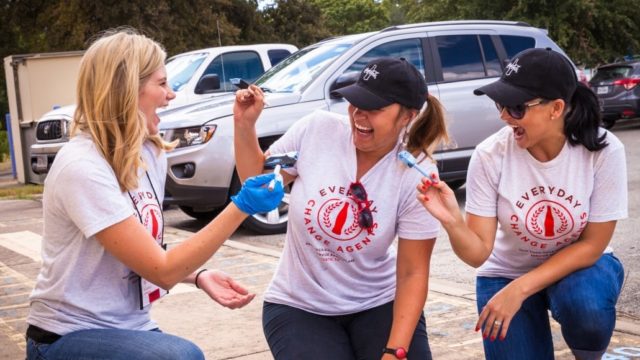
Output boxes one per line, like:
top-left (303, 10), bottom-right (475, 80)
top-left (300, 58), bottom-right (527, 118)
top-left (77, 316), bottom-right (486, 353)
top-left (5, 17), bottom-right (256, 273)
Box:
top-left (602, 119), bottom-right (616, 129)
top-left (179, 206), bottom-right (222, 221)
top-left (230, 172), bottom-right (291, 235)
top-left (447, 179), bottom-right (466, 191)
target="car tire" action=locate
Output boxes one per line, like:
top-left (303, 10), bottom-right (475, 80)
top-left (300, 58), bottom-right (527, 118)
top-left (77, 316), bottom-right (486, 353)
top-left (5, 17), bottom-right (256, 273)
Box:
top-left (179, 206), bottom-right (222, 221)
top-left (447, 179), bottom-right (466, 191)
top-left (229, 172), bottom-right (291, 235)
top-left (602, 119), bottom-right (616, 129)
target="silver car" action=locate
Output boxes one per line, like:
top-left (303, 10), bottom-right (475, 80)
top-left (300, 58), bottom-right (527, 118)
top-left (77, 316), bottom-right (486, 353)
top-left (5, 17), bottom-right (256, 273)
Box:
top-left (159, 20), bottom-right (570, 234)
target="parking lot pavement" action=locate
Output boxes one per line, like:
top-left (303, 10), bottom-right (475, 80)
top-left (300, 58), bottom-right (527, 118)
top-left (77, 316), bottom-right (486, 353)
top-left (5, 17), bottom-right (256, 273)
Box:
top-left (1, 223), bottom-right (640, 359)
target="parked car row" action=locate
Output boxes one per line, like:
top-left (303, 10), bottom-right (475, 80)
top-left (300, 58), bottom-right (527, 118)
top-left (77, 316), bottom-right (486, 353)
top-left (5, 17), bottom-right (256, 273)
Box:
top-left (29, 43), bottom-right (297, 175)
top-left (30, 20), bottom-right (574, 234)
top-left (589, 60), bottom-right (640, 128)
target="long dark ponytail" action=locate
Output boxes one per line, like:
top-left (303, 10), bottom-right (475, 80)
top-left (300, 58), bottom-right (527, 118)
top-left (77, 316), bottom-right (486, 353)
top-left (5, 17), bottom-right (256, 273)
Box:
top-left (564, 82), bottom-right (608, 151)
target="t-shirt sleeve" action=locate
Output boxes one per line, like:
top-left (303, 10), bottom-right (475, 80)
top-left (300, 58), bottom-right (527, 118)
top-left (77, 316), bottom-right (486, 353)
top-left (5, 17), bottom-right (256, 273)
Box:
top-left (465, 148), bottom-right (500, 217)
top-left (53, 160), bottom-right (134, 239)
top-left (397, 170), bottom-right (440, 240)
top-left (589, 142), bottom-right (628, 222)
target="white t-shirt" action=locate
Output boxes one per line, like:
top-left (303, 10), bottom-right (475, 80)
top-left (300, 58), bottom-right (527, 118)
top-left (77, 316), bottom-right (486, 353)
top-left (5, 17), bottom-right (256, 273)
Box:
top-left (466, 126), bottom-right (628, 279)
top-left (265, 110), bottom-right (440, 315)
top-left (28, 134), bottom-right (167, 335)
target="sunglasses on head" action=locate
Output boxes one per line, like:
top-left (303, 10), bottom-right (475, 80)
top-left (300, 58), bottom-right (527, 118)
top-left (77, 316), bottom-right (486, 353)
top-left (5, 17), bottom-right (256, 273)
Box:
top-left (349, 182), bottom-right (374, 233)
top-left (495, 99), bottom-right (547, 120)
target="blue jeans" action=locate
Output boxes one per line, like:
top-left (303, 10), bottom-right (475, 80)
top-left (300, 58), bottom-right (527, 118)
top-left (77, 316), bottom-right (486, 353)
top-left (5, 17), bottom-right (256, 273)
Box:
top-left (263, 301), bottom-right (431, 360)
top-left (476, 253), bottom-right (624, 360)
top-left (26, 328), bottom-right (204, 360)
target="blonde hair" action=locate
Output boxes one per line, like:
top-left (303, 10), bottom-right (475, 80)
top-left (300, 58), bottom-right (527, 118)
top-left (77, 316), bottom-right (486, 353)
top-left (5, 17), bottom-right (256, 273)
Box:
top-left (71, 28), bottom-right (173, 192)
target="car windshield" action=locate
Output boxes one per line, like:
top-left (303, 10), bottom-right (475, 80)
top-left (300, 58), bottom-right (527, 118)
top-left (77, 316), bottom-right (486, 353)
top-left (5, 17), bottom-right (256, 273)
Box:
top-left (166, 52), bottom-right (208, 91)
top-left (591, 65), bottom-right (634, 83)
top-left (255, 42), bottom-right (353, 93)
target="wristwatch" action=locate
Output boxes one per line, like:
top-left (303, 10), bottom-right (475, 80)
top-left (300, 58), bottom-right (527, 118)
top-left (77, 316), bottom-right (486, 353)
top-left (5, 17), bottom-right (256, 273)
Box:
top-left (382, 346), bottom-right (407, 359)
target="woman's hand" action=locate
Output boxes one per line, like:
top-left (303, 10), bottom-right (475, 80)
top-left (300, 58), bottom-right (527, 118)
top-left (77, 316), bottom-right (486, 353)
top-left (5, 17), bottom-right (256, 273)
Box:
top-left (231, 173), bottom-right (284, 215)
top-left (416, 177), bottom-right (463, 226)
top-left (476, 281), bottom-right (526, 341)
top-left (233, 84), bottom-right (265, 127)
top-left (197, 270), bottom-right (256, 309)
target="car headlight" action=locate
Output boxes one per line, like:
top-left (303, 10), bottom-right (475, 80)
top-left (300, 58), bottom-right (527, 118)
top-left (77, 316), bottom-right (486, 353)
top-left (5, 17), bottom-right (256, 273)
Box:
top-left (164, 125), bottom-right (216, 149)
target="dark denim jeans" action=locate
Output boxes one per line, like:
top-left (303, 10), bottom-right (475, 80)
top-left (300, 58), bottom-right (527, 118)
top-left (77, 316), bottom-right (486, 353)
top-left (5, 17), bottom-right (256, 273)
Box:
top-left (476, 253), bottom-right (624, 360)
top-left (26, 328), bottom-right (204, 360)
top-left (263, 301), bottom-right (431, 360)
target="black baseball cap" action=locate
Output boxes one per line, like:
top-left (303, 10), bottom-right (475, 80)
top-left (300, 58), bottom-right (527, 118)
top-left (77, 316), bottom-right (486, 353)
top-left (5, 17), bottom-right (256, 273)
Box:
top-left (331, 57), bottom-right (428, 110)
top-left (474, 48), bottom-right (577, 106)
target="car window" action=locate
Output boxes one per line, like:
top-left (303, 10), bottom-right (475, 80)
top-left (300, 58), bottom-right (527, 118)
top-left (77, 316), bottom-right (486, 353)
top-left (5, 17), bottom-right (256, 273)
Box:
top-left (436, 35), bottom-right (485, 81)
top-left (344, 38), bottom-right (425, 79)
top-left (268, 49), bottom-right (292, 66)
top-left (500, 35), bottom-right (536, 59)
top-left (202, 51), bottom-right (265, 92)
top-left (166, 52), bottom-right (208, 92)
top-left (480, 35), bottom-right (502, 77)
top-left (257, 43), bottom-right (353, 93)
top-left (591, 66), bottom-right (634, 83)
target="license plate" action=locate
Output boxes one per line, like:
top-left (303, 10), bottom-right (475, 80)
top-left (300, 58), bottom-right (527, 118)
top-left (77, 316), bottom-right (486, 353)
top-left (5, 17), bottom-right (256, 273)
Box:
top-left (35, 155), bottom-right (48, 171)
top-left (597, 86), bottom-right (609, 95)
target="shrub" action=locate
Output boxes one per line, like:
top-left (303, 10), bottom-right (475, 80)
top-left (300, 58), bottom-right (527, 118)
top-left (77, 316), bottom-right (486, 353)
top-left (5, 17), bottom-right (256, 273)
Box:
top-left (0, 131), bottom-right (9, 162)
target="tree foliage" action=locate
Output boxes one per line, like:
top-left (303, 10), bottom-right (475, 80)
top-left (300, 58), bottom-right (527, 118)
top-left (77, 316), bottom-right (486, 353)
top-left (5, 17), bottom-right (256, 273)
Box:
top-left (310, 0), bottom-right (389, 36)
top-left (393, 0), bottom-right (640, 66)
top-left (1, 0), bottom-right (638, 119)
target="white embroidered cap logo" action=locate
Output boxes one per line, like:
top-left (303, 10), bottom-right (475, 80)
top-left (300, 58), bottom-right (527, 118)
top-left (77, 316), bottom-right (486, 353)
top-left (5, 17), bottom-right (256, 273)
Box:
top-left (362, 64), bottom-right (380, 81)
top-left (505, 58), bottom-right (521, 76)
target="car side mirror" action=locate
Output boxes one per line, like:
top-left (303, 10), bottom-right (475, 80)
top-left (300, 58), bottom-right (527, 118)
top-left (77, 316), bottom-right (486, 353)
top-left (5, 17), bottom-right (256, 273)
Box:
top-left (329, 72), bottom-right (359, 99)
top-left (195, 74), bottom-right (221, 94)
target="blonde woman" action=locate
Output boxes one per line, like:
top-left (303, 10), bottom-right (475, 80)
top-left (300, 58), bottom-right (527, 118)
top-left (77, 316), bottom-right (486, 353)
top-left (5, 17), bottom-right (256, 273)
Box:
top-left (25, 29), bottom-right (284, 360)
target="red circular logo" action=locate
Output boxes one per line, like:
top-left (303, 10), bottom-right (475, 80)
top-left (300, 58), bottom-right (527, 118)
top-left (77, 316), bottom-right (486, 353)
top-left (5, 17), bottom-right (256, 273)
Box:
top-left (141, 203), bottom-right (162, 241)
top-left (524, 200), bottom-right (574, 240)
top-left (316, 198), bottom-right (364, 241)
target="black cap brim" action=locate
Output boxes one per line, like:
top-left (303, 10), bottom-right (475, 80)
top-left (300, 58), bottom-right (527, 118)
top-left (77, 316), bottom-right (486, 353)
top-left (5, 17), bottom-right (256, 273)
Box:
top-left (332, 83), bottom-right (393, 110)
top-left (474, 79), bottom-right (536, 106)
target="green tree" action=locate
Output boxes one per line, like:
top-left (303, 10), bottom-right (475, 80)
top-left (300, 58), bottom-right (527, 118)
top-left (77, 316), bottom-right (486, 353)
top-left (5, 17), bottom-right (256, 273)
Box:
top-left (393, 0), bottom-right (640, 67)
top-left (262, 0), bottom-right (331, 47)
top-left (310, 0), bottom-right (389, 36)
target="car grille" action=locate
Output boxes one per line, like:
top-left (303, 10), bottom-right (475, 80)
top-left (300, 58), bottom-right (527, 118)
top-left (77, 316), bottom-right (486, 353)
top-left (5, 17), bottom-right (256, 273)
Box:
top-left (36, 119), bottom-right (64, 141)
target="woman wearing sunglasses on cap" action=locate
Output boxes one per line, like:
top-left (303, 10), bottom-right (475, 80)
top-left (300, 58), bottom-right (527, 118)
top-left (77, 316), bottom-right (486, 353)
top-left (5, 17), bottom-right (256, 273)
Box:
top-left (233, 57), bottom-right (449, 359)
top-left (25, 29), bottom-right (284, 360)
top-left (418, 47), bottom-right (627, 360)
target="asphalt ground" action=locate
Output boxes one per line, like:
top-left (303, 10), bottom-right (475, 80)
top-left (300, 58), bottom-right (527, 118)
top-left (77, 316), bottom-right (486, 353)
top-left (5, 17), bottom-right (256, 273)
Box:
top-left (0, 199), bottom-right (639, 359)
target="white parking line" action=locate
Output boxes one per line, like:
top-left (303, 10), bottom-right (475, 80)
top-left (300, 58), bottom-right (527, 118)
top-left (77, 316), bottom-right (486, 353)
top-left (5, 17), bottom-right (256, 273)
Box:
top-left (0, 230), bottom-right (196, 295)
top-left (0, 231), bottom-right (42, 262)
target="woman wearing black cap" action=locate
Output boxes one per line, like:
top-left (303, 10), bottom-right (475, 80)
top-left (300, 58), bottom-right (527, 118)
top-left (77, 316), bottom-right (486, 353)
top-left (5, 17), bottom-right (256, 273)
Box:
top-left (233, 57), bottom-right (449, 359)
top-left (418, 48), bottom-right (627, 359)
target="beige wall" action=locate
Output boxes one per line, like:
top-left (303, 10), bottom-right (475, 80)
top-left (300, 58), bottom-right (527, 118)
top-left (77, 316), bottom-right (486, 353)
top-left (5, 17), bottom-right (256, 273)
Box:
top-left (3, 51), bottom-right (83, 183)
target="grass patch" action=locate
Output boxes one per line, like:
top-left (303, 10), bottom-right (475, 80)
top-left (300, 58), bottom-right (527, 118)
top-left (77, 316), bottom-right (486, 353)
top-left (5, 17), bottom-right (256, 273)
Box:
top-left (0, 184), bottom-right (44, 199)
top-left (0, 160), bottom-right (11, 172)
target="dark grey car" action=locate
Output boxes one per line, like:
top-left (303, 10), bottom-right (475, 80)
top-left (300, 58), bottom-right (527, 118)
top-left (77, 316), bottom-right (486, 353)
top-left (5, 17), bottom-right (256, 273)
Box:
top-left (589, 61), bottom-right (640, 128)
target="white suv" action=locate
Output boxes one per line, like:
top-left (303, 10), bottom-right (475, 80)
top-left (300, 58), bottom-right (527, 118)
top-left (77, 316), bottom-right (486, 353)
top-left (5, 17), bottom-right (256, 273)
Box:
top-left (159, 20), bottom-right (572, 234)
top-left (165, 44), bottom-right (297, 108)
top-left (29, 43), bottom-right (297, 178)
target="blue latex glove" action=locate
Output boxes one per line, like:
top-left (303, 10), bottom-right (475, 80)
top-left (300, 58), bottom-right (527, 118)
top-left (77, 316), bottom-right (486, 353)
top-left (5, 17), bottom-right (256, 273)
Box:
top-left (231, 173), bottom-right (284, 215)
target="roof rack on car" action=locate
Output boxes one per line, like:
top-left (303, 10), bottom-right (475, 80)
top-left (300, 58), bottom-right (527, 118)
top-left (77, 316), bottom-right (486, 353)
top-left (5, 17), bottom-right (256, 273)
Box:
top-left (381, 20), bottom-right (532, 32)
